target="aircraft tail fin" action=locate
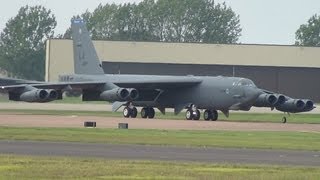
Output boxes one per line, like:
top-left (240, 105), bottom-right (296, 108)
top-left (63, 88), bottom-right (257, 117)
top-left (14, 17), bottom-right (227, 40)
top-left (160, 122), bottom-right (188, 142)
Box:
top-left (71, 19), bottom-right (104, 75)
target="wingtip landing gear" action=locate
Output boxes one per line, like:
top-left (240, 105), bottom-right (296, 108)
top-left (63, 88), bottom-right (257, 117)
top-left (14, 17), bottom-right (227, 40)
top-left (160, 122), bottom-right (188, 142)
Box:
top-left (281, 112), bottom-right (290, 123)
top-left (282, 116), bottom-right (287, 123)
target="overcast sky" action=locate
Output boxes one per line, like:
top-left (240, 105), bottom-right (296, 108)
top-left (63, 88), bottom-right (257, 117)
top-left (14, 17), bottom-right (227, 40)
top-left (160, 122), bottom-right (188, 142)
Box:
top-left (0, 0), bottom-right (319, 45)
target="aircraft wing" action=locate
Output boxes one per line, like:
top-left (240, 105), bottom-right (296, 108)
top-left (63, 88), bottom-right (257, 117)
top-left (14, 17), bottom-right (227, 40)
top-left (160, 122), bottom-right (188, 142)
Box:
top-left (0, 77), bottom-right (202, 92)
top-left (0, 81), bottom-right (106, 93)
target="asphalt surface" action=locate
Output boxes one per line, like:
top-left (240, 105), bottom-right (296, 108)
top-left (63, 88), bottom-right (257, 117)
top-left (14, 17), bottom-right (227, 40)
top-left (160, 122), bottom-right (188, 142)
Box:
top-left (1, 114), bottom-right (320, 132)
top-left (0, 140), bottom-right (319, 166)
top-left (0, 102), bottom-right (319, 114)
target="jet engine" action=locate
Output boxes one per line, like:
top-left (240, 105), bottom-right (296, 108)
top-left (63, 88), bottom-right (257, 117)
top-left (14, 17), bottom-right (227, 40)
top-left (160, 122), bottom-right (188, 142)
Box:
top-left (100, 88), bottom-right (139, 101)
top-left (126, 88), bottom-right (139, 101)
top-left (46, 89), bottom-right (59, 101)
top-left (275, 98), bottom-right (306, 113)
top-left (253, 93), bottom-right (285, 107)
top-left (302, 99), bottom-right (314, 112)
top-left (8, 88), bottom-right (59, 103)
top-left (19, 89), bottom-right (47, 102)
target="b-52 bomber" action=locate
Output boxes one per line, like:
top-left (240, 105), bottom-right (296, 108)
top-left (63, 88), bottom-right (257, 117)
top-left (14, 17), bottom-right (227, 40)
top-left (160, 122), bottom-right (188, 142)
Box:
top-left (0, 19), bottom-right (315, 121)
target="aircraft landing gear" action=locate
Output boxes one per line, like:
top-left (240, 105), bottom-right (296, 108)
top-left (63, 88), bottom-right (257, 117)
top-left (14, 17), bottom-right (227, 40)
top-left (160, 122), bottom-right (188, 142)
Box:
top-left (203, 109), bottom-right (218, 121)
top-left (141, 107), bottom-right (155, 119)
top-left (211, 110), bottom-right (218, 121)
top-left (282, 116), bottom-right (287, 123)
top-left (185, 105), bottom-right (200, 120)
top-left (281, 112), bottom-right (290, 123)
top-left (123, 106), bottom-right (138, 118)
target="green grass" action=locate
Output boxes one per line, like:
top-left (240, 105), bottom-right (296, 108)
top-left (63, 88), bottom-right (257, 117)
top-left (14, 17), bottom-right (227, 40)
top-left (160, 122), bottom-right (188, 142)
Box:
top-left (1, 127), bottom-right (319, 151)
top-left (0, 108), bottom-right (319, 124)
top-left (0, 155), bottom-right (319, 180)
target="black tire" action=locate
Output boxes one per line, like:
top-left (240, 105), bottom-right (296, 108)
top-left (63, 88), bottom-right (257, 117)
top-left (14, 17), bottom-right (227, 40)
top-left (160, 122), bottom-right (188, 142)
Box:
top-left (204, 110), bottom-right (212, 121)
top-left (211, 110), bottom-right (218, 121)
top-left (186, 109), bottom-right (193, 120)
top-left (282, 117), bottom-right (287, 123)
top-left (130, 107), bottom-right (138, 118)
top-left (141, 107), bottom-right (149, 118)
top-left (123, 107), bottom-right (131, 118)
top-left (193, 109), bottom-right (201, 120)
top-left (148, 108), bottom-right (155, 119)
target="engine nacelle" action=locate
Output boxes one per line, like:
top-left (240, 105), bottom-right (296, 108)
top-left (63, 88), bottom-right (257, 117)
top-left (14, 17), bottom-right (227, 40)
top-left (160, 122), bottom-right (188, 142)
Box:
top-left (254, 93), bottom-right (280, 107)
top-left (100, 88), bottom-right (139, 102)
top-left (20, 89), bottom-right (48, 102)
top-left (19, 89), bottom-right (59, 102)
top-left (302, 99), bottom-right (314, 112)
top-left (126, 88), bottom-right (139, 101)
top-left (46, 89), bottom-right (59, 101)
top-left (100, 88), bottom-right (127, 101)
top-left (274, 94), bottom-right (286, 106)
top-left (275, 98), bottom-right (305, 113)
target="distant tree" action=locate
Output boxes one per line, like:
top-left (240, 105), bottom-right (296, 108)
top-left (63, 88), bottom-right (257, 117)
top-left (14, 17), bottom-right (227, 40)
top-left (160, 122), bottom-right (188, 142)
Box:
top-left (0, 5), bottom-right (56, 80)
top-left (295, 14), bottom-right (320, 46)
top-left (201, 1), bottom-right (241, 43)
top-left (65, 0), bottom-right (241, 43)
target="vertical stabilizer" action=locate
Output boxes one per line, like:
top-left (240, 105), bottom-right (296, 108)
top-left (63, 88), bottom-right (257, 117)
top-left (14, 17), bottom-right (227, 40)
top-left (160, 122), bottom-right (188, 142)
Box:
top-left (71, 19), bottom-right (104, 75)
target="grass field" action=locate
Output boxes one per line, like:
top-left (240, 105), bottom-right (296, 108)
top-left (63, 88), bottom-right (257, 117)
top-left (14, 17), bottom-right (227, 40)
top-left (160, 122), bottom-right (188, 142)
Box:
top-left (0, 108), bottom-right (319, 124)
top-left (0, 155), bottom-right (319, 180)
top-left (1, 127), bottom-right (319, 151)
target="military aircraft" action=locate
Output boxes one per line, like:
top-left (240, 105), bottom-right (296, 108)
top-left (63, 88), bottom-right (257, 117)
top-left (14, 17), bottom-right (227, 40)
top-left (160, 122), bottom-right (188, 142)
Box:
top-left (0, 19), bottom-right (315, 121)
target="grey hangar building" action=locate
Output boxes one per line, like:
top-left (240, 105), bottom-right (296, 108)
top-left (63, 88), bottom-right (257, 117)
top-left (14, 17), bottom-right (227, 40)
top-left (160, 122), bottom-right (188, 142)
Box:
top-left (45, 39), bottom-right (320, 102)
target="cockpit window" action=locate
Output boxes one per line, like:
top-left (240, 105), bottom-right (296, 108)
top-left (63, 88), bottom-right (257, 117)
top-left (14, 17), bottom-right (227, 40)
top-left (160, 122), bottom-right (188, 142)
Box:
top-left (236, 79), bottom-right (256, 87)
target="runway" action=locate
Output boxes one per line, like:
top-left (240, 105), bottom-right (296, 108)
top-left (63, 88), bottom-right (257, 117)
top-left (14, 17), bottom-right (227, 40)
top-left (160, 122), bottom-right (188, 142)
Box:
top-left (1, 114), bottom-right (320, 132)
top-left (0, 140), bottom-right (319, 166)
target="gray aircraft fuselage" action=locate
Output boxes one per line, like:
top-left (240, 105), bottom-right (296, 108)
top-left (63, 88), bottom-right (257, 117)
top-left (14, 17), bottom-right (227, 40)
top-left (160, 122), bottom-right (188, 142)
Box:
top-left (62, 74), bottom-right (262, 111)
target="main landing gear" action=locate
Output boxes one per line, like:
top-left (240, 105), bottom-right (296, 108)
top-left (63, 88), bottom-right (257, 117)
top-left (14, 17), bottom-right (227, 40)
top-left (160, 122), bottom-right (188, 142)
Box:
top-left (123, 106), bottom-right (155, 119)
top-left (185, 106), bottom-right (218, 121)
top-left (186, 109), bottom-right (201, 120)
top-left (203, 109), bottom-right (218, 121)
top-left (141, 107), bottom-right (155, 119)
top-left (123, 106), bottom-right (138, 118)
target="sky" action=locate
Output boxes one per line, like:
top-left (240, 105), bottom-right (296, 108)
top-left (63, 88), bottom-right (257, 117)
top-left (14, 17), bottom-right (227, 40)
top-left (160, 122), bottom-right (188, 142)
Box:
top-left (0, 0), bottom-right (319, 45)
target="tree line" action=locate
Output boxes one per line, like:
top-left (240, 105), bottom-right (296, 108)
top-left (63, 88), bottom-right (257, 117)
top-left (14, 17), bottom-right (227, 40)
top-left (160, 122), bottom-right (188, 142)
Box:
top-left (63, 0), bottom-right (241, 44)
top-left (0, 0), bottom-right (319, 81)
